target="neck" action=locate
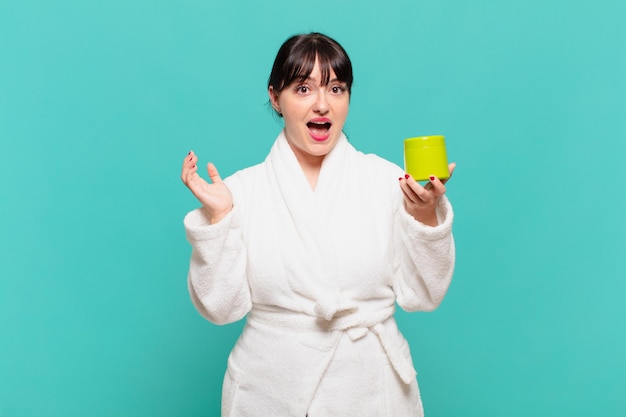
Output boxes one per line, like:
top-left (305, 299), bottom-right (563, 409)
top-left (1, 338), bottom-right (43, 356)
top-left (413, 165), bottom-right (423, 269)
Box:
top-left (297, 154), bottom-right (323, 190)
top-left (285, 141), bottom-right (324, 190)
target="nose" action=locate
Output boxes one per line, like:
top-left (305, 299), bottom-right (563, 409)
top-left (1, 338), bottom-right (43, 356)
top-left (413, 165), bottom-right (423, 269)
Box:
top-left (313, 90), bottom-right (329, 114)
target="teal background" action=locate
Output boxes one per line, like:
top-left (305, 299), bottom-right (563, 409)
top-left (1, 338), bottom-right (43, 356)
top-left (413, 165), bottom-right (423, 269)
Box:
top-left (1, 0), bottom-right (625, 415)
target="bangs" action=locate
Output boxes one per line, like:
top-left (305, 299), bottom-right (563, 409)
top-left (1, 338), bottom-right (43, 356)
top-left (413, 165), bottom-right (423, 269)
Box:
top-left (283, 48), bottom-right (351, 89)
top-left (269, 33), bottom-right (353, 93)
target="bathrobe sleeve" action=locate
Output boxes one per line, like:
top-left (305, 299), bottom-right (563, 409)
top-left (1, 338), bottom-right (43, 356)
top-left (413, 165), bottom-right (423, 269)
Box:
top-left (392, 194), bottom-right (455, 312)
top-left (184, 202), bottom-right (251, 325)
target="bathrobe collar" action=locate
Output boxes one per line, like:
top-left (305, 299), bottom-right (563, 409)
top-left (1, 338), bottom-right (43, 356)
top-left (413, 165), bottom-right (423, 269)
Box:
top-left (266, 130), bottom-right (357, 320)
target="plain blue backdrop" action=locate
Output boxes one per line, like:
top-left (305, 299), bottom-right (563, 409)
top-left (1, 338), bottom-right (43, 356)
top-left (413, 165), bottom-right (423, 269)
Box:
top-left (1, 0), bottom-right (625, 416)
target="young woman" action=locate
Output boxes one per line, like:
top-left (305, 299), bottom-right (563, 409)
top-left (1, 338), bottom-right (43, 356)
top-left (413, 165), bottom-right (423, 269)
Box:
top-left (181, 32), bottom-right (456, 417)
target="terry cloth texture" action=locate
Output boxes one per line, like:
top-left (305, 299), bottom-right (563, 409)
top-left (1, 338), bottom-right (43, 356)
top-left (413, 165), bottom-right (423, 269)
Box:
top-left (185, 131), bottom-right (455, 417)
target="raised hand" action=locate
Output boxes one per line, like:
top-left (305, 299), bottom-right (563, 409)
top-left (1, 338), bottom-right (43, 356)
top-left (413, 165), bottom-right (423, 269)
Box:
top-left (399, 162), bottom-right (456, 226)
top-left (181, 151), bottom-right (233, 224)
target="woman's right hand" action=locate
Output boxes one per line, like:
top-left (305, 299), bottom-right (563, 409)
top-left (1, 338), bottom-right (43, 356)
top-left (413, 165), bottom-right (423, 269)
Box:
top-left (181, 151), bottom-right (233, 224)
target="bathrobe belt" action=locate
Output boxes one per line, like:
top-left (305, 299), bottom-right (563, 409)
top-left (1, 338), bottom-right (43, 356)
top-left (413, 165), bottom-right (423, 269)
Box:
top-left (248, 305), bottom-right (418, 384)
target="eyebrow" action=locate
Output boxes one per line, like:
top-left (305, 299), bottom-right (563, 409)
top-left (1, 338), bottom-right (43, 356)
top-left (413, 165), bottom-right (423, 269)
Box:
top-left (299, 76), bottom-right (345, 85)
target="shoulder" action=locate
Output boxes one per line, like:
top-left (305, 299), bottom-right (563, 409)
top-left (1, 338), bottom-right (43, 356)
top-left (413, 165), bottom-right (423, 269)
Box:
top-left (223, 161), bottom-right (266, 194)
top-left (346, 148), bottom-right (404, 206)
top-left (353, 149), bottom-right (404, 181)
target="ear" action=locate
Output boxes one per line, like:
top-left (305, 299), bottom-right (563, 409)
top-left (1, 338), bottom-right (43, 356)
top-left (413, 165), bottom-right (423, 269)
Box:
top-left (268, 86), bottom-right (280, 113)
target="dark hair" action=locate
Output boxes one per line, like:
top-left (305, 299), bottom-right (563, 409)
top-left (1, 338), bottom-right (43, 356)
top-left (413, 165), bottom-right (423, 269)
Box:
top-left (268, 32), bottom-right (353, 95)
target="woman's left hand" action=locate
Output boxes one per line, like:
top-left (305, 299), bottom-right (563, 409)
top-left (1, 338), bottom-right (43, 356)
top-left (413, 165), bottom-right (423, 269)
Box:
top-left (399, 162), bottom-right (456, 226)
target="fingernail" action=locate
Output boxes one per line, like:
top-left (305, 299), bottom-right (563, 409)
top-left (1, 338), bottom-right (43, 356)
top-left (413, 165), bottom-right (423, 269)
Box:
top-left (429, 176), bottom-right (435, 181)
top-left (188, 151), bottom-right (191, 155)
top-left (398, 177), bottom-right (403, 181)
top-left (404, 174), bottom-right (410, 179)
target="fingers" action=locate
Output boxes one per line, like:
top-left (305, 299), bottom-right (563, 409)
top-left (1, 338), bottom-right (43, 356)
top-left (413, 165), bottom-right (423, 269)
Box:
top-left (400, 174), bottom-right (446, 203)
top-left (207, 162), bottom-right (223, 184)
top-left (400, 176), bottom-right (429, 203)
top-left (181, 151), bottom-right (198, 185)
top-left (448, 162), bottom-right (456, 177)
top-left (442, 162), bottom-right (456, 185)
top-left (181, 151), bottom-right (223, 188)
top-left (427, 175), bottom-right (447, 196)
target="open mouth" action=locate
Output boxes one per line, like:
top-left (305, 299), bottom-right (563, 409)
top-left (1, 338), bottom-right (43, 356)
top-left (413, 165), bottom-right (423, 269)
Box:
top-left (307, 120), bottom-right (332, 140)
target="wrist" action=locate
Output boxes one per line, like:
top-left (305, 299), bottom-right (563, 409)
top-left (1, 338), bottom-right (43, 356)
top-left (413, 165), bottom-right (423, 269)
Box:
top-left (406, 206), bottom-right (438, 227)
top-left (202, 205), bottom-right (233, 225)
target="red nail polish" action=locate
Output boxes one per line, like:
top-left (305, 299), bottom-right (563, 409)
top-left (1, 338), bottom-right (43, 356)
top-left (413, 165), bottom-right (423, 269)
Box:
top-left (429, 176), bottom-right (435, 181)
top-left (399, 177), bottom-right (403, 181)
top-left (404, 174), bottom-right (410, 179)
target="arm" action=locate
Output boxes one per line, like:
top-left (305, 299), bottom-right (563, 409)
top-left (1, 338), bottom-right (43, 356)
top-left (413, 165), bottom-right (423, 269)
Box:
top-left (185, 206), bottom-right (251, 324)
top-left (392, 195), bottom-right (455, 312)
top-left (181, 151), bottom-right (251, 324)
top-left (393, 163), bottom-right (456, 311)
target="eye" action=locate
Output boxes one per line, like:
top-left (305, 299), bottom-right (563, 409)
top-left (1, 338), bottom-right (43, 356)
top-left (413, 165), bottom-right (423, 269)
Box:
top-left (330, 85), bottom-right (347, 95)
top-left (295, 85), bottom-right (310, 94)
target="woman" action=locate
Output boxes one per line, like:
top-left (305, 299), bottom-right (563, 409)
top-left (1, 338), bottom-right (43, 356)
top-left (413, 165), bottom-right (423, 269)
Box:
top-left (181, 32), bottom-right (455, 417)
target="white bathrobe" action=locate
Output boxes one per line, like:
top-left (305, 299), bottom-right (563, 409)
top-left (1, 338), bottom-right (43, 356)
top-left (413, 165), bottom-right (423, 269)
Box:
top-left (184, 131), bottom-right (455, 417)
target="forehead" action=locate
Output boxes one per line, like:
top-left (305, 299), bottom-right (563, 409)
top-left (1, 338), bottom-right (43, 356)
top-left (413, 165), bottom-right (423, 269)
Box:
top-left (305, 60), bottom-right (338, 82)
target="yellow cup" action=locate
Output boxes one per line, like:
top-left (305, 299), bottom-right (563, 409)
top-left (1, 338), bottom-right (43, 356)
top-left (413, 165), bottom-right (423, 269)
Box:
top-left (404, 135), bottom-right (449, 181)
